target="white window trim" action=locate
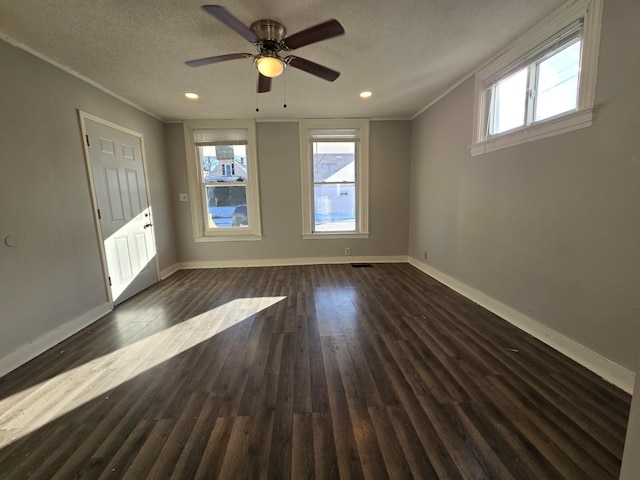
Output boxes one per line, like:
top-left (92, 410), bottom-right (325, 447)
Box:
top-left (470, 0), bottom-right (603, 156)
top-left (183, 119), bottom-right (262, 241)
top-left (299, 119), bottom-right (370, 239)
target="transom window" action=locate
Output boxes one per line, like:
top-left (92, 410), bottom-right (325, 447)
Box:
top-left (183, 120), bottom-right (262, 241)
top-left (299, 119), bottom-right (369, 239)
top-left (471, 0), bottom-right (603, 156)
top-left (488, 24), bottom-right (582, 136)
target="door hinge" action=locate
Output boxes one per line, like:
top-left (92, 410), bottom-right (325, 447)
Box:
top-left (85, 134), bottom-right (90, 147)
top-left (108, 276), bottom-right (112, 287)
top-left (97, 208), bottom-right (101, 220)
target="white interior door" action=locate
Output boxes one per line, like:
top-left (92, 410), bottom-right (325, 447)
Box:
top-left (84, 116), bottom-right (158, 305)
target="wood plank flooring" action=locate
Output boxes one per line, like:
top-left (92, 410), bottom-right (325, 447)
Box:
top-left (0, 263), bottom-right (631, 479)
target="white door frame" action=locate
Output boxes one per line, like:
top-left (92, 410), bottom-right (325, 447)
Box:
top-left (78, 110), bottom-right (160, 305)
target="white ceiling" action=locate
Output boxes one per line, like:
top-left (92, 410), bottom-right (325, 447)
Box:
top-left (0, 0), bottom-right (565, 121)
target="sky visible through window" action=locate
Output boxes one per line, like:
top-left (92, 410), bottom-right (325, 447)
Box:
top-left (492, 69), bottom-right (528, 134)
top-left (535, 39), bottom-right (581, 121)
top-left (313, 141), bottom-right (355, 155)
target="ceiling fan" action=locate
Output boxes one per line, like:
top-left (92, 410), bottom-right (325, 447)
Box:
top-left (186, 5), bottom-right (345, 93)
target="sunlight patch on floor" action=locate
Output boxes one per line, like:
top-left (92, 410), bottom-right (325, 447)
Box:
top-left (0, 295), bottom-right (286, 448)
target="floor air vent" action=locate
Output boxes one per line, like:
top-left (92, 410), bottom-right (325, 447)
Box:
top-left (351, 263), bottom-right (373, 268)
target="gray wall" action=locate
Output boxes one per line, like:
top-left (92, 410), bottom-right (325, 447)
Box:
top-left (0, 40), bottom-right (175, 362)
top-left (167, 120), bottom-right (411, 264)
top-left (409, 0), bottom-right (640, 371)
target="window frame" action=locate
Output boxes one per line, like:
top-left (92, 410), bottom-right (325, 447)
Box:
top-left (299, 119), bottom-right (370, 239)
top-left (470, 0), bottom-right (603, 156)
top-left (183, 119), bottom-right (262, 241)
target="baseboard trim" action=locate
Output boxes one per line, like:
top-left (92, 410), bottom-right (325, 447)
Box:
top-left (7, 259), bottom-right (630, 393)
top-left (172, 255), bottom-right (409, 271)
top-left (0, 302), bottom-right (112, 379)
top-left (408, 258), bottom-right (635, 393)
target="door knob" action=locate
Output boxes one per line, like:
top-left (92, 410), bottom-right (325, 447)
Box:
top-left (144, 223), bottom-right (153, 229)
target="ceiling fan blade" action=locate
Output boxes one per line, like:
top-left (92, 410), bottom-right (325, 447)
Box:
top-left (283, 19), bottom-right (345, 50)
top-left (257, 73), bottom-right (272, 93)
top-left (202, 5), bottom-right (260, 43)
top-left (186, 53), bottom-right (252, 67)
top-left (286, 56), bottom-right (340, 82)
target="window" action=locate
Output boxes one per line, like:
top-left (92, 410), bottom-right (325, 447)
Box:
top-left (471, 0), bottom-right (603, 155)
top-left (222, 163), bottom-right (235, 176)
top-left (488, 24), bottom-right (582, 136)
top-left (183, 120), bottom-right (262, 241)
top-left (299, 119), bottom-right (369, 239)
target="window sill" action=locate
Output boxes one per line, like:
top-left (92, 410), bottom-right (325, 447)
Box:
top-left (303, 232), bottom-right (370, 240)
top-left (470, 107), bottom-right (595, 156)
top-left (194, 234), bottom-right (263, 243)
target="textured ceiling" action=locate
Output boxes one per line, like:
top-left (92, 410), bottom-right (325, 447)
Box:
top-left (0, 0), bottom-right (565, 121)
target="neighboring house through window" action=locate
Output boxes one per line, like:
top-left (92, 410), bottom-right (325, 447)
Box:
top-left (183, 120), bottom-right (262, 241)
top-left (299, 119), bottom-right (369, 239)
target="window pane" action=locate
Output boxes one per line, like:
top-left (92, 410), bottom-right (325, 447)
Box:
top-left (534, 39), bottom-right (581, 122)
top-left (313, 142), bottom-right (355, 182)
top-left (205, 185), bottom-right (247, 228)
top-left (314, 183), bottom-right (355, 232)
top-left (490, 68), bottom-right (527, 135)
top-left (199, 145), bottom-right (248, 183)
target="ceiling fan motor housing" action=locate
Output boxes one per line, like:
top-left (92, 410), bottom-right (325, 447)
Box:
top-left (250, 19), bottom-right (287, 46)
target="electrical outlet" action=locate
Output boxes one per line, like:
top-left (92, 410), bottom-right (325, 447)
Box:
top-left (179, 193), bottom-right (188, 202)
top-left (423, 251), bottom-right (428, 260)
top-left (345, 247), bottom-right (351, 256)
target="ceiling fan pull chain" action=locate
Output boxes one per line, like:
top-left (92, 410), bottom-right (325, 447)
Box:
top-left (283, 70), bottom-right (287, 109)
top-left (256, 91), bottom-right (260, 113)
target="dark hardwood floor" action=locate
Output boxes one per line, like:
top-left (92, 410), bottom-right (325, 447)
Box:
top-left (0, 263), bottom-right (630, 479)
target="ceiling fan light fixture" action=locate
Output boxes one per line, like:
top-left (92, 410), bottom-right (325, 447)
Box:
top-left (256, 55), bottom-right (284, 78)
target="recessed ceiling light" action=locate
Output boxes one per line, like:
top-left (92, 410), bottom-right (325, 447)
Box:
top-left (184, 92), bottom-right (199, 100)
top-left (360, 91), bottom-right (372, 98)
